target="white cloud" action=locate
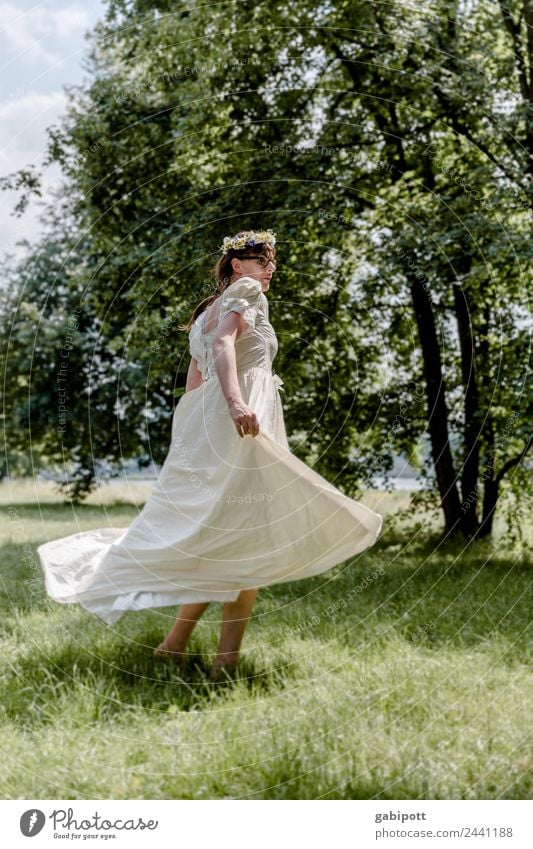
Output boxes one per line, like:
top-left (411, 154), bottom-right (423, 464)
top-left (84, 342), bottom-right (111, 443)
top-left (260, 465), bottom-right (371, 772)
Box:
top-left (0, 3), bottom-right (90, 64)
top-left (0, 90), bottom-right (67, 258)
top-left (0, 90), bottom-right (67, 163)
top-left (0, 2), bottom-right (104, 259)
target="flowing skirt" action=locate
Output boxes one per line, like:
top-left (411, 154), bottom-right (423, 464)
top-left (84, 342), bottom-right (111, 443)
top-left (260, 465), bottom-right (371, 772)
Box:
top-left (37, 367), bottom-right (383, 624)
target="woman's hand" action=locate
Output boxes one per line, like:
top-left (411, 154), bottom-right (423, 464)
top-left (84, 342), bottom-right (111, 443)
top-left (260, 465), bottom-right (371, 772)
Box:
top-left (228, 398), bottom-right (260, 438)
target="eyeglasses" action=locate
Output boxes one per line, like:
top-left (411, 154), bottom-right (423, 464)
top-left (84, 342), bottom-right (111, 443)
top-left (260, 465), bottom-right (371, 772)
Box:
top-left (240, 255), bottom-right (277, 269)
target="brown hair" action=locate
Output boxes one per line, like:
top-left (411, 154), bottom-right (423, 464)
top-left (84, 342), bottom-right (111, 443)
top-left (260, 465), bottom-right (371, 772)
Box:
top-left (178, 234), bottom-right (277, 332)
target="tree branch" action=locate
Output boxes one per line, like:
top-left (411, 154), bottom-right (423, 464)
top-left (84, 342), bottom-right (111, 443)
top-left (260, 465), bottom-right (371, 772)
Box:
top-left (495, 432), bottom-right (533, 484)
top-left (498, 0), bottom-right (531, 101)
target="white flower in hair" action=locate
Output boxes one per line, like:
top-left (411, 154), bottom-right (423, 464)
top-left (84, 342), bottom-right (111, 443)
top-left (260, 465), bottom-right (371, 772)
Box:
top-left (220, 229), bottom-right (276, 253)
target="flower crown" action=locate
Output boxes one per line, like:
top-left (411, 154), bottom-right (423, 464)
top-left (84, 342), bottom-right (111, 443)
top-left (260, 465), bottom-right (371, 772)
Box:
top-left (220, 229), bottom-right (276, 254)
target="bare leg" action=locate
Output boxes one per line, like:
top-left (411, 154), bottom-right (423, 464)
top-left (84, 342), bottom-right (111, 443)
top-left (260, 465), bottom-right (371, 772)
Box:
top-left (210, 589), bottom-right (258, 680)
top-left (154, 601), bottom-right (210, 663)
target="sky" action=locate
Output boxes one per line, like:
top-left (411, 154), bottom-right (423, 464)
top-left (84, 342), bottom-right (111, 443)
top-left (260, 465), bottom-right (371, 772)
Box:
top-left (0, 0), bottom-right (105, 261)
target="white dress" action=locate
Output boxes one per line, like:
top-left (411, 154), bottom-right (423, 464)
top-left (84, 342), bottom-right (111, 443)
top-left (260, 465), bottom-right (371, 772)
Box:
top-left (37, 277), bottom-right (383, 624)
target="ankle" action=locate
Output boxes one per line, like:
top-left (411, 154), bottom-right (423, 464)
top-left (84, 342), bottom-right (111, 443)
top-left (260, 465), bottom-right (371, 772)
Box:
top-left (158, 638), bottom-right (188, 654)
top-left (213, 650), bottom-right (240, 666)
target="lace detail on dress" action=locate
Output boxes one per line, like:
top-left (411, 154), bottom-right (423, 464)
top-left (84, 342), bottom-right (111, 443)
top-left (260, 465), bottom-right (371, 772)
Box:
top-left (188, 277), bottom-right (268, 380)
top-left (220, 277), bottom-right (263, 331)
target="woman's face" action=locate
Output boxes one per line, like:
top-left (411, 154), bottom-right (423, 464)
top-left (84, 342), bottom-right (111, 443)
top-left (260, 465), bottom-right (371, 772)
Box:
top-left (231, 251), bottom-right (277, 291)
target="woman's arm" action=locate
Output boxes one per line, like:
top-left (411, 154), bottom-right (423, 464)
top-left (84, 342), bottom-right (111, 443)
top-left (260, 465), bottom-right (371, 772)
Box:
top-left (185, 357), bottom-right (205, 392)
top-left (212, 313), bottom-right (245, 405)
top-left (212, 313), bottom-right (259, 437)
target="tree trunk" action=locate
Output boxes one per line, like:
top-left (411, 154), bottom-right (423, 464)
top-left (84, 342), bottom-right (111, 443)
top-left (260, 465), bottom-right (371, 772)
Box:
top-left (479, 475), bottom-right (499, 538)
top-left (477, 304), bottom-right (497, 539)
top-left (410, 276), bottom-right (463, 534)
top-left (453, 282), bottom-right (481, 535)
top-left (479, 432), bottom-right (533, 538)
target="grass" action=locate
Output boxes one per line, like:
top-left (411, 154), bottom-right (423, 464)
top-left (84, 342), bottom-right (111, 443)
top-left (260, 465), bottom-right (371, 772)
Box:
top-left (0, 479), bottom-right (531, 799)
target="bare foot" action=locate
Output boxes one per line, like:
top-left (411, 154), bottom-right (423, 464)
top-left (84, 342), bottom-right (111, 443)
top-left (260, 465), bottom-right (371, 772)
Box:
top-left (153, 640), bottom-right (188, 666)
top-left (209, 661), bottom-right (238, 683)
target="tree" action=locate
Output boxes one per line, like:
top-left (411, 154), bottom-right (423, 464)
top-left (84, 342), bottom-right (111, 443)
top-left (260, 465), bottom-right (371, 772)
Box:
top-left (2, 0), bottom-right (531, 536)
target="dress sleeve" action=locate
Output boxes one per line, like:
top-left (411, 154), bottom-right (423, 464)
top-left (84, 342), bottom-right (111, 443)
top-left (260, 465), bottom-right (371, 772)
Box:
top-left (219, 277), bottom-right (263, 331)
top-left (188, 314), bottom-right (208, 378)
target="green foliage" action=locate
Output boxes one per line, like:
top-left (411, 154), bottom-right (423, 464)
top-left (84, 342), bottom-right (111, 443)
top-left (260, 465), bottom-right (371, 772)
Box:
top-left (1, 0), bottom-right (531, 532)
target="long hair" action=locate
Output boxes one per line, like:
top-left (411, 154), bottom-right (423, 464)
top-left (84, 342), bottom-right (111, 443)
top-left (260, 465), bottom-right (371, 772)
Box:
top-left (178, 235), bottom-right (276, 332)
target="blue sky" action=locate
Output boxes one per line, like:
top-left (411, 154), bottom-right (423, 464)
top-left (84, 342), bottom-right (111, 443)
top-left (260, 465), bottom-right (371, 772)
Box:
top-left (1, 0), bottom-right (105, 259)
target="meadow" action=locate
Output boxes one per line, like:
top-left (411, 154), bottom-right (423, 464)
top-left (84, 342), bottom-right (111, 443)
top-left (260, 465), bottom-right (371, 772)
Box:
top-left (1, 479), bottom-right (531, 799)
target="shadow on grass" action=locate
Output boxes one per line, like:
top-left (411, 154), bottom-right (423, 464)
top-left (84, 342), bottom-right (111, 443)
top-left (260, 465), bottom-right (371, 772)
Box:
top-left (1, 527), bottom-right (531, 730)
top-left (2, 501), bottom-right (143, 512)
top-left (1, 626), bottom-right (293, 730)
top-left (265, 536), bottom-right (532, 657)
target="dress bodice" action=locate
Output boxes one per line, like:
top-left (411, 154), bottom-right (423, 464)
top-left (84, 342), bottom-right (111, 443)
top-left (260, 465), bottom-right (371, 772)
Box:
top-left (189, 277), bottom-right (280, 382)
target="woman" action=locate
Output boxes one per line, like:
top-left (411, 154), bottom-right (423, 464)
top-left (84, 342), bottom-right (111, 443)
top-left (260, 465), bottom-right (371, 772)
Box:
top-left (38, 229), bottom-right (383, 682)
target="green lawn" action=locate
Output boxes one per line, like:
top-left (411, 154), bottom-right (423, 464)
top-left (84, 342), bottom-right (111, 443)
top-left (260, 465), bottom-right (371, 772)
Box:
top-left (0, 480), bottom-right (531, 799)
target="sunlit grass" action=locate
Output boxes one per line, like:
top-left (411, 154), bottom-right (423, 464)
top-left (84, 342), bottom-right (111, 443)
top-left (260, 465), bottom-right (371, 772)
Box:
top-left (0, 480), bottom-right (530, 799)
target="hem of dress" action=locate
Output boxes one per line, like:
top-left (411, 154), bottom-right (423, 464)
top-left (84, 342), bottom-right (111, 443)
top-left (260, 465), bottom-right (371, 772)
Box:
top-left (77, 588), bottom-right (244, 625)
top-left (76, 511), bottom-right (383, 625)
